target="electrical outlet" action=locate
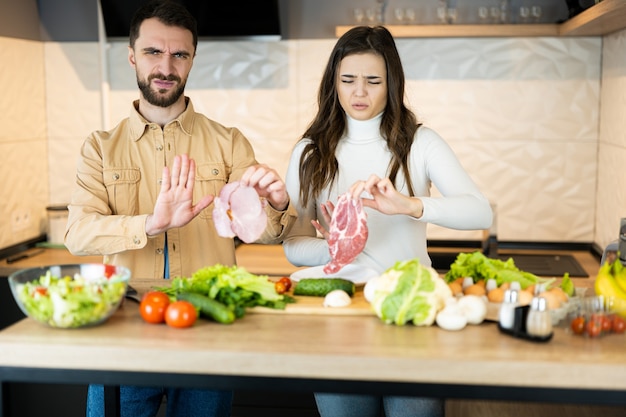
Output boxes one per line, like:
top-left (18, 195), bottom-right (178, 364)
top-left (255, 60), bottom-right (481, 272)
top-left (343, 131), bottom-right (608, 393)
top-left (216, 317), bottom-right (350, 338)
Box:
top-left (11, 209), bottom-right (32, 232)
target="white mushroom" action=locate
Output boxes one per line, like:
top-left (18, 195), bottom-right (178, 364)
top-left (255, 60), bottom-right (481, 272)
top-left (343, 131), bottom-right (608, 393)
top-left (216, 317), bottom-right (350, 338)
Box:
top-left (323, 290), bottom-right (352, 308)
top-left (435, 303), bottom-right (468, 331)
top-left (457, 294), bottom-right (488, 325)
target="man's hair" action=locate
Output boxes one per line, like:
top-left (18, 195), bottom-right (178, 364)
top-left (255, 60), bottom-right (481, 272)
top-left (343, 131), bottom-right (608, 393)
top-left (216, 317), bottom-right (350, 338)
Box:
top-left (129, 0), bottom-right (198, 52)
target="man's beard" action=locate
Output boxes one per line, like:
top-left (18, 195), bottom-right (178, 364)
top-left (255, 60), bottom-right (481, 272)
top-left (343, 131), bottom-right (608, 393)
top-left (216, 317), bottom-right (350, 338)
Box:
top-left (137, 73), bottom-right (186, 108)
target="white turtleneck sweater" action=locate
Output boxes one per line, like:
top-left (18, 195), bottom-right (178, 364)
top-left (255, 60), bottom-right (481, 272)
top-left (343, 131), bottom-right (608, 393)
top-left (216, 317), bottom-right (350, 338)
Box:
top-left (283, 114), bottom-right (492, 274)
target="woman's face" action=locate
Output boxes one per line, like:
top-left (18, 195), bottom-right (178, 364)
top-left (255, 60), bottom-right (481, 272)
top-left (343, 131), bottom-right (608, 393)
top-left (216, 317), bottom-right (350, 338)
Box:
top-left (336, 52), bottom-right (388, 121)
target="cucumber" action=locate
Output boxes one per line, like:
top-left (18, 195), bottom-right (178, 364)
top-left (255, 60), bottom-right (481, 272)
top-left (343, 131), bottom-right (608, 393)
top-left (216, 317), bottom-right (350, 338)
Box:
top-left (177, 292), bottom-right (235, 324)
top-left (293, 278), bottom-right (355, 297)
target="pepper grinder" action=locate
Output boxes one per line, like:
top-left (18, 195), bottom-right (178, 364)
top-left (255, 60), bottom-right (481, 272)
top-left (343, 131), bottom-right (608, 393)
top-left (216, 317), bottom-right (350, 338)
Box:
top-left (526, 296), bottom-right (553, 337)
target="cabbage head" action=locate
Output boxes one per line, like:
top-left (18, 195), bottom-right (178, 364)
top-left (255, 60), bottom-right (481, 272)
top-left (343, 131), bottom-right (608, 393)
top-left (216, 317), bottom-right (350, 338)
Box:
top-left (369, 259), bottom-right (451, 326)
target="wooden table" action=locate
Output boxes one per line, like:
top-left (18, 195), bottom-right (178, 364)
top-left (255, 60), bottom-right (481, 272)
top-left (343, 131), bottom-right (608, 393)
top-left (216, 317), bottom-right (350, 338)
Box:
top-left (2, 291), bottom-right (626, 416)
top-left (1, 245), bottom-right (616, 417)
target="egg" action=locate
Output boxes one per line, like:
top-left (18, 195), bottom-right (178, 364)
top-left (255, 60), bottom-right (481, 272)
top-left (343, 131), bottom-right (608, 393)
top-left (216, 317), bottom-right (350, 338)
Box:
top-left (464, 283), bottom-right (486, 297)
top-left (517, 290), bottom-right (534, 306)
top-left (487, 287), bottom-right (505, 303)
top-left (538, 291), bottom-right (561, 309)
top-left (448, 281), bottom-right (463, 296)
top-left (549, 287), bottom-right (568, 304)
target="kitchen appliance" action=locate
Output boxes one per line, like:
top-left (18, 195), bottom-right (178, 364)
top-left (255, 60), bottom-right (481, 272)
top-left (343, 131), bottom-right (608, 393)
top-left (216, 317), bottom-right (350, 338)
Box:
top-left (563, 0), bottom-right (597, 19)
top-left (100, 0), bottom-right (281, 40)
top-left (600, 218), bottom-right (626, 265)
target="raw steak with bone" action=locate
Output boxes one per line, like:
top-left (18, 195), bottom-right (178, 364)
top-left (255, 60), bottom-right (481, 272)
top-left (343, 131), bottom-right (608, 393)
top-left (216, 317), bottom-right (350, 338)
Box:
top-left (213, 181), bottom-right (267, 243)
top-left (323, 192), bottom-right (368, 274)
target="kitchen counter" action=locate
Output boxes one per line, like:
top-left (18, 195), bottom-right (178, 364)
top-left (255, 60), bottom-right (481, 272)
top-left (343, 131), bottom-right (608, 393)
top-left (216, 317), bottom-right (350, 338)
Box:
top-left (0, 247), bottom-right (101, 273)
top-left (0, 244), bottom-right (615, 417)
top-left (1, 292), bottom-right (626, 415)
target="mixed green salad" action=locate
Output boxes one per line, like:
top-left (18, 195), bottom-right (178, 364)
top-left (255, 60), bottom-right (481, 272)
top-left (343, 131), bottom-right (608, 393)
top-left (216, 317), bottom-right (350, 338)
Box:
top-left (14, 271), bottom-right (128, 328)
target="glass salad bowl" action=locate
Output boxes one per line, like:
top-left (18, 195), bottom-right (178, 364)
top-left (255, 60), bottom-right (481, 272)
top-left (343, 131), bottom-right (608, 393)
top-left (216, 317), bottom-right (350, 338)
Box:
top-left (8, 264), bottom-right (130, 329)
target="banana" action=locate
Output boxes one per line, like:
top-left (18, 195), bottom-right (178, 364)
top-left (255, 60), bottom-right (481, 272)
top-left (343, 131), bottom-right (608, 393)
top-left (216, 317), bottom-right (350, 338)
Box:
top-left (595, 259), bottom-right (626, 317)
top-left (610, 257), bottom-right (626, 294)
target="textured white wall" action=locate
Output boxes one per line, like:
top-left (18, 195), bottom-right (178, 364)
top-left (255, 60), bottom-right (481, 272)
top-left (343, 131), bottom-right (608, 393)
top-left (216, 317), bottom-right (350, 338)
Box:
top-left (0, 32), bottom-right (614, 250)
top-left (0, 36), bottom-right (48, 249)
top-left (69, 36), bottom-right (602, 243)
top-left (595, 29), bottom-right (626, 251)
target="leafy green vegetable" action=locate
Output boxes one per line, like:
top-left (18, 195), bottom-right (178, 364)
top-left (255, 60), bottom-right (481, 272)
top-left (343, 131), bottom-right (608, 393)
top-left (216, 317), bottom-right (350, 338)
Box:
top-left (155, 264), bottom-right (294, 319)
top-left (444, 251), bottom-right (547, 289)
top-left (369, 259), bottom-right (451, 326)
top-left (560, 273), bottom-right (575, 297)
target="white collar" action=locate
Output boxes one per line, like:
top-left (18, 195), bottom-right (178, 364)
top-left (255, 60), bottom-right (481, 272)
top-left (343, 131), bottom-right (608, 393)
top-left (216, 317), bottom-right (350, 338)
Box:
top-left (345, 113), bottom-right (384, 142)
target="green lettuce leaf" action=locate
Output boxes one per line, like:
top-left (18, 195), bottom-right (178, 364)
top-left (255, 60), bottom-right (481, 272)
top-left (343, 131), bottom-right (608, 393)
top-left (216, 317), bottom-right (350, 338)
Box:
top-left (155, 264), bottom-right (292, 319)
top-left (444, 251), bottom-right (545, 289)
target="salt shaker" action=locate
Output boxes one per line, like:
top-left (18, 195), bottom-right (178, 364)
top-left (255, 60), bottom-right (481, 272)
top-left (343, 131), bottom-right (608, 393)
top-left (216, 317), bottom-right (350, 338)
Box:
top-left (498, 289), bottom-right (519, 330)
top-left (526, 296), bottom-right (553, 337)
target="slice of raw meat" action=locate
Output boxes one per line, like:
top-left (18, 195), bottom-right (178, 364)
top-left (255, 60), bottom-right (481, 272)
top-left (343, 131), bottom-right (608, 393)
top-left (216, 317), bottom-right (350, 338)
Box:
top-left (213, 181), bottom-right (267, 243)
top-left (323, 192), bottom-right (368, 274)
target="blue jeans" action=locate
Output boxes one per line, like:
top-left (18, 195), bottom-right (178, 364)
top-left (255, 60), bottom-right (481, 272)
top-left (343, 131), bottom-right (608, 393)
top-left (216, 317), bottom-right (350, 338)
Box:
top-left (315, 393), bottom-right (444, 417)
top-left (86, 384), bottom-right (232, 417)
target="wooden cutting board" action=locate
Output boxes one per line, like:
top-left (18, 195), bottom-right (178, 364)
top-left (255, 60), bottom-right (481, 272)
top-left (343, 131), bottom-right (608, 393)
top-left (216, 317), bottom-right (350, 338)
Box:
top-left (250, 289), bottom-right (505, 321)
top-left (250, 289), bottom-right (376, 316)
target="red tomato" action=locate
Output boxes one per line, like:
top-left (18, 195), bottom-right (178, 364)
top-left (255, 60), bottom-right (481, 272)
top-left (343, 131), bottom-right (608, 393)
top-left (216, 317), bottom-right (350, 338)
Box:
top-left (600, 315), bottom-right (613, 333)
top-left (33, 287), bottom-right (48, 296)
top-left (612, 315), bottom-right (626, 334)
top-left (165, 301), bottom-right (197, 328)
top-left (275, 281), bottom-right (287, 295)
top-left (139, 291), bottom-right (170, 324)
top-left (570, 316), bottom-right (585, 335)
top-left (278, 277), bottom-right (292, 292)
top-left (103, 264), bottom-right (116, 278)
top-left (586, 319), bottom-right (602, 338)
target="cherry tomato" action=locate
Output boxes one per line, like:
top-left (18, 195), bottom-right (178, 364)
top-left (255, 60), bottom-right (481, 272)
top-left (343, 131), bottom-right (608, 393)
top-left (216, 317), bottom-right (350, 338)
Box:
top-left (570, 316), bottom-right (585, 335)
top-left (104, 264), bottom-right (116, 278)
top-left (275, 281), bottom-right (287, 295)
top-left (585, 319), bottom-right (602, 338)
top-left (32, 287), bottom-right (48, 296)
top-left (612, 315), bottom-right (626, 334)
top-left (165, 301), bottom-right (197, 328)
top-left (139, 291), bottom-right (170, 324)
top-left (600, 315), bottom-right (613, 333)
top-left (278, 277), bottom-right (292, 292)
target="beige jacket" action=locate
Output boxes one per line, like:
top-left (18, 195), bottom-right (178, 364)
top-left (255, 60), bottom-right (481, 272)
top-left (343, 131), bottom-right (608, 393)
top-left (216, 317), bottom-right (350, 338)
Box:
top-left (66, 98), bottom-right (296, 282)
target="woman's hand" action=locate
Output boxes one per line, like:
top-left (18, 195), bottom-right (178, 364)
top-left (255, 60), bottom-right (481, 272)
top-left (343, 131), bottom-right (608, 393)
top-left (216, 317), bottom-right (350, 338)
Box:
top-left (311, 201), bottom-right (335, 240)
top-left (350, 174), bottom-right (424, 218)
top-left (240, 164), bottom-right (290, 211)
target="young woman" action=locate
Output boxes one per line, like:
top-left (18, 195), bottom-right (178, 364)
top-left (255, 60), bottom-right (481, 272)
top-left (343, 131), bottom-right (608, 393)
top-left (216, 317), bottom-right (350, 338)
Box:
top-left (283, 26), bottom-right (493, 417)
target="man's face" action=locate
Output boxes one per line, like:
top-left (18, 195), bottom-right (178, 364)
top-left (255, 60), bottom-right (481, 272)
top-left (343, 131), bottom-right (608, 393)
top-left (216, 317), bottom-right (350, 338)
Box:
top-left (128, 17), bottom-right (195, 108)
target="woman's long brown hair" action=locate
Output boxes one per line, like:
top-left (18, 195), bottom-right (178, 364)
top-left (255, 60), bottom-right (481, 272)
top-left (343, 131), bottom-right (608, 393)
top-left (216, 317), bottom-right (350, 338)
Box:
top-left (299, 26), bottom-right (420, 207)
